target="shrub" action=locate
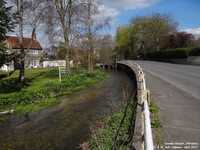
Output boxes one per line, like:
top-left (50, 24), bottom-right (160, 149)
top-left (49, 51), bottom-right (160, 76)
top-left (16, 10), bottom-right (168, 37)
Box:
top-left (168, 49), bottom-right (189, 58)
top-left (147, 48), bottom-right (189, 59)
top-left (189, 47), bottom-right (200, 56)
top-left (0, 74), bottom-right (7, 80)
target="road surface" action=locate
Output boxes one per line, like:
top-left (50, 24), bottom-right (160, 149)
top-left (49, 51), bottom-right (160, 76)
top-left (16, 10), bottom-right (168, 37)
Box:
top-left (135, 61), bottom-right (200, 149)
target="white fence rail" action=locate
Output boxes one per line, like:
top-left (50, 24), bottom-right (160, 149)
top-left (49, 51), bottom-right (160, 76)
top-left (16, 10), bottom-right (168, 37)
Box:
top-left (117, 60), bottom-right (154, 150)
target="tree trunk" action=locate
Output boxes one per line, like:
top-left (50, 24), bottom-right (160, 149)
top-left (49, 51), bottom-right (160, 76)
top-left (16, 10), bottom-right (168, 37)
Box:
top-left (86, 1), bottom-right (94, 72)
top-left (65, 49), bottom-right (71, 74)
top-left (88, 50), bottom-right (91, 72)
top-left (88, 33), bottom-right (94, 72)
top-left (65, 0), bottom-right (72, 74)
top-left (18, 0), bottom-right (25, 83)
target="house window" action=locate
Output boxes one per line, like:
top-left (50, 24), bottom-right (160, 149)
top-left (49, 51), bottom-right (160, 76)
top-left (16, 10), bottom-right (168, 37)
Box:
top-left (31, 60), bottom-right (39, 67)
top-left (31, 50), bottom-right (38, 54)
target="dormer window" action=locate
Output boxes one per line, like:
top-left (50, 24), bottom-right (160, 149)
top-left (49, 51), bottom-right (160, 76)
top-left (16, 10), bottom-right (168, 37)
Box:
top-left (31, 50), bottom-right (38, 54)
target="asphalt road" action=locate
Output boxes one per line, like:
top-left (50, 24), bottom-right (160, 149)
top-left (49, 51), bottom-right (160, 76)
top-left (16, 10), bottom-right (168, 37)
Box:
top-left (135, 61), bottom-right (200, 148)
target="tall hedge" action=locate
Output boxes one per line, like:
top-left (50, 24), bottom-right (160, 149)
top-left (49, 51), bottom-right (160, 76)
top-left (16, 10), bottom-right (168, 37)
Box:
top-left (147, 48), bottom-right (192, 59)
top-left (189, 47), bottom-right (200, 56)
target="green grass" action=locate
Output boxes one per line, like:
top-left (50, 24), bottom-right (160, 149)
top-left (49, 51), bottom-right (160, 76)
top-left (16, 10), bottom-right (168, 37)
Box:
top-left (13, 98), bottom-right (60, 116)
top-left (149, 100), bottom-right (164, 147)
top-left (89, 100), bottom-right (136, 149)
top-left (0, 67), bottom-right (106, 119)
top-left (149, 100), bottom-right (162, 128)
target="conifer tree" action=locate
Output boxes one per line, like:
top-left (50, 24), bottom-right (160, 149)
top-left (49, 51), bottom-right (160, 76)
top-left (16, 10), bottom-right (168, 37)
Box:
top-left (0, 0), bottom-right (16, 67)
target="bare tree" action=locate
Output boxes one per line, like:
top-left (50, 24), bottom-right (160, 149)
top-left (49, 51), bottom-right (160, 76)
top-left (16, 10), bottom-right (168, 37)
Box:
top-left (18, 0), bottom-right (25, 83)
top-left (42, 0), bottom-right (110, 72)
top-left (43, 0), bottom-right (79, 74)
top-left (98, 34), bottom-right (115, 63)
top-left (14, 0), bottom-right (45, 83)
top-left (77, 0), bottom-right (110, 72)
top-left (23, 0), bottom-right (46, 68)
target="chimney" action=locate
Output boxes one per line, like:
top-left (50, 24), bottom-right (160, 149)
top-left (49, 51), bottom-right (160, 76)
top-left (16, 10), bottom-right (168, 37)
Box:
top-left (33, 34), bottom-right (36, 40)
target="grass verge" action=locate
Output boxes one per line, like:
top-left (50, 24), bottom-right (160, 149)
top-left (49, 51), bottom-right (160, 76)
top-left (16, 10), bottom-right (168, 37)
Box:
top-left (149, 100), bottom-right (162, 128)
top-left (87, 100), bottom-right (136, 150)
top-left (0, 67), bottom-right (105, 120)
top-left (149, 100), bottom-right (164, 147)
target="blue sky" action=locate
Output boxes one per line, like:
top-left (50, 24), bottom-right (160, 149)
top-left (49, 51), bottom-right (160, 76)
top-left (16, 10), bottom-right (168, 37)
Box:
top-left (7, 0), bottom-right (200, 47)
top-left (101, 0), bottom-right (200, 36)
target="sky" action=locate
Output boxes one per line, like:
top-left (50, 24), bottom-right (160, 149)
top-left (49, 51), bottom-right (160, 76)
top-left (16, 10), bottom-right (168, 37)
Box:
top-left (101, 0), bottom-right (200, 37)
top-left (6, 0), bottom-right (200, 48)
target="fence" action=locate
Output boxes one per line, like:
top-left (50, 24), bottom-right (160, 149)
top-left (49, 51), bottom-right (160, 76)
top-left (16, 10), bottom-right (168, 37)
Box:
top-left (117, 60), bottom-right (154, 150)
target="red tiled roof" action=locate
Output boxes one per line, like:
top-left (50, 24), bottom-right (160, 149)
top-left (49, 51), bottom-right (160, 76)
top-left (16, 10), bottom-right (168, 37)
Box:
top-left (5, 36), bottom-right (43, 50)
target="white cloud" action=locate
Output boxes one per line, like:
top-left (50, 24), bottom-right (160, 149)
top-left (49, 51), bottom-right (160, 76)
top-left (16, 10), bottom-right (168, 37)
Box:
top-left (101, 0), bottom-right (159, 10)
top-left (98, 4), bottom-right (119, 26)
top-left (183, 28), bottom-right (200, 35)
top-left (182, 28), bottom-right (200, 38)
top-left (99, 0), bottom-right (159, 29)
top-left (98, 5), bottom-right (119, 18)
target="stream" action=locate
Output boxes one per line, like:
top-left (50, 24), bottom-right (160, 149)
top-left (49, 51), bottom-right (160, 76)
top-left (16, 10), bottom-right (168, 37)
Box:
top-left (0, 70), bottom-right (134, 150)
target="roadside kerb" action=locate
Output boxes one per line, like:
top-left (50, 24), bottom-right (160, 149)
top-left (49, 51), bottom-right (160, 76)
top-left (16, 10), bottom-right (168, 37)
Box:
top-left (117, 60), bottom-right (154, 150)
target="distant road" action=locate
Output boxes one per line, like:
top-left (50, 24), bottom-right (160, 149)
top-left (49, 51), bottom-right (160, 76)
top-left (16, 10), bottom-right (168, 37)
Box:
top-left (135, 61), bottom-right (200, 100)
top-left (134, 60), bottom-right (200, 146)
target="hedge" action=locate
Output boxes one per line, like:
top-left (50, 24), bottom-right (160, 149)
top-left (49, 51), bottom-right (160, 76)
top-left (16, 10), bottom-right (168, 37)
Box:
top-left (147, 48), bottom-right (189, 59)
top-left (189, 47), bottom-right (200, 56)
top-left (146, 47), bottom-right (200, 60)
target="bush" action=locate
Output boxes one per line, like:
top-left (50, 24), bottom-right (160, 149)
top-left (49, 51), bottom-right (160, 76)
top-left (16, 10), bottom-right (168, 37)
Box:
top-left (0, 74), bottom-right (7, 80)
top-left (189, 47), bottom-right (200, 56)
top-left (167, 49), bottom-right (189, 58)
top-left (147, 48), bottom-right (189, 59)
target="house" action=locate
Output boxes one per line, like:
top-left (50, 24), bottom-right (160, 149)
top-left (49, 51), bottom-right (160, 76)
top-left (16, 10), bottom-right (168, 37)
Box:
top-left (1, 34), bottom-right (43, 71)
top-left (42, 50), bottom-right (88, 68)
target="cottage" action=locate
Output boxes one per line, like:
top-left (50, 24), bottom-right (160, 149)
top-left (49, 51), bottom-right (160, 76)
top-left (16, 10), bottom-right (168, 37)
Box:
top-left (1, 34), bottom-right (43, 71)
top-left (42, 50), bottom-right (88, 68)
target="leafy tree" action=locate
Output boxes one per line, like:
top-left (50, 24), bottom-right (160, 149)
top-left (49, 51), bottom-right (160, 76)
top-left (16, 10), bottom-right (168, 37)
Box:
top-left (0, 0), bottom-right (16, 42)
top-left (194, 37), bottom-right (200, 47)
top-left (115, 13), bottom-right (178, 60)
top-left (115, 25), bottom-right (139, 59)
top-left (160, 32), bottom-right (194, 49)
top-left (130, 13), bottom-right (178, 54)
top-left (0, 0), bottom-right (16, 67)
top-left (176, 32), bottom-right (194, 47)
top-left (0, 44), bottom-right (12, 67)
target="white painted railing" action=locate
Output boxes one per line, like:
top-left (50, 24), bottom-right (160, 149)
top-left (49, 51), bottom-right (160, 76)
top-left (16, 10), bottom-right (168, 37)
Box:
top-left (117, 60), bottom-right (154, 150)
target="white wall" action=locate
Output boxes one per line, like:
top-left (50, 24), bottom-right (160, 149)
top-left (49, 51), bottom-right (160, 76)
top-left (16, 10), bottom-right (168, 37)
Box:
top-left (0, 64), bottom-right (14, 72)
top-left (43, 60), bottom-right (74, 68)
